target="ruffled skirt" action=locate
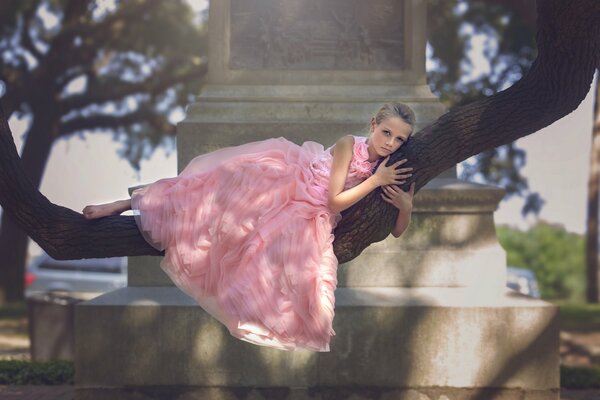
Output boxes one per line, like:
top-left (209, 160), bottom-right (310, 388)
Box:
top-left (131, 137), bottom-right (339, 351)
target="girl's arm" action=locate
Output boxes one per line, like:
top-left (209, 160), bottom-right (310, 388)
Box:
top-left (391, 205), bottom-right (412, 238)
top-left (381, 182), bottom-right (415, 238)
top-left (327, 136), bottom-right (410, 214)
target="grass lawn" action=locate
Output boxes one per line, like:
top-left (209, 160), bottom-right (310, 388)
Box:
top-left (0, 302), bottom-right (26, 321)
top-left (553, 301), bottom-right (600, 332)
top-left (0, 302), bottom-right (27, 339)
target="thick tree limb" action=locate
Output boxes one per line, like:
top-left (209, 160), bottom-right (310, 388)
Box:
top-left (333, 0), bottom-right (600, 262)
top-left (0, 106), bottom-right (162, 260)
top-left (0, 0), bottom-right (599, 263)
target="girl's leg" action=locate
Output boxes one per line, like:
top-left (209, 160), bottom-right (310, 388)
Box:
top-left (82, 199), bottom-right (132, 220)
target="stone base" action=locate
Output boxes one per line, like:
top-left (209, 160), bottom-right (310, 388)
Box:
top-left (75, 287), bottom-right (559, 400)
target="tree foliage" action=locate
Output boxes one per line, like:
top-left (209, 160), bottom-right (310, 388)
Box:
top-left (497, 223), bottom-right (585, 300)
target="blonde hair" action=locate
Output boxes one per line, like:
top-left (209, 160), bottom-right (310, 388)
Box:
top-left (372, 103), bottom-right (416, 134)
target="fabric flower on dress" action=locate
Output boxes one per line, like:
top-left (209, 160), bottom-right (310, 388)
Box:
top-left (350, 136), bottom-right (377, 178)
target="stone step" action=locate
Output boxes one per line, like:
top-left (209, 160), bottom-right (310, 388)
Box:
top-left (184, 99), bottom-right (445, 124)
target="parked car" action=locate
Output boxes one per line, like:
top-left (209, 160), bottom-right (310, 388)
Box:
top-left (25, 252), bottom-right (127, 300)
top-left (506, 266), bottom-right (541, 299)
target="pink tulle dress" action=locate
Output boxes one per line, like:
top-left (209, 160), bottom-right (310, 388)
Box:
top-left (131, 135), bottom-right (377, 351)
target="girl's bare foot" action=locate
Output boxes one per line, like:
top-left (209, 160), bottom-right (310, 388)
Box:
top-left (82, 200), bottom-right (130, 220)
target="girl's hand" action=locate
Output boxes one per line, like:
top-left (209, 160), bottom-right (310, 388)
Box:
top-left (381, 182), bottom-right (415, 211)
top-left (373, 156), bottom-right (413, 187)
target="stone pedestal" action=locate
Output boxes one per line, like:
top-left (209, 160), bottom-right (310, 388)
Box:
top-left (75, 287), bottom-right (558, 400)
top-left (75, 0), bottom-right (559, 399)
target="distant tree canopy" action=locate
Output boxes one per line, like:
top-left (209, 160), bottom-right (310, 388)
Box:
top-left (0, 0), bottom-right (208, 302)
top-left (428, 0), bottom-right (542, 215)
top-left (0, 0), bottom-right (207, 169)
top-left (497, 224), bottom-right (585, 301)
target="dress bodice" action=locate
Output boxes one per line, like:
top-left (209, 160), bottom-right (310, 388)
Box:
top-left (309, 135), bottom-right (378, 193)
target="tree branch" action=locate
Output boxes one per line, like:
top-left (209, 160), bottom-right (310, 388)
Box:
top-left (0, 103), bottom-right (162, 260)
top-left (332, 0), bottom-right (600, 262)
top-left (60, 107), bottom-right (175, 137)
top-left (60, 62), bottom-right (207, 113)
top-left (0, 0), bottom-right (598, 263)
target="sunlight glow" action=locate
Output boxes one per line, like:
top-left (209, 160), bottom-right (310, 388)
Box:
top-left (92, 0), bottom-right (118, 20)
top-left (125, 97), bottom-right (138, 110)
top-left (425, 42), bottom-right (441, 73)
top-left (459, 25), bottom-right (494, 83)
top-left (185, 0), bottom-right (208, 13)
top-left (37, 4), bottom-right (60, 30)
top-left (63, 76), bottom-right (88, 95)
top-left (169, 108), bottom-right (186, 124)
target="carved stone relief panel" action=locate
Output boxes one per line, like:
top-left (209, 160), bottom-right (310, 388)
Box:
top-left (229, 0), bottom-right (405, 70)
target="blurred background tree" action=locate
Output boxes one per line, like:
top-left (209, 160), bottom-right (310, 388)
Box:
top-left (427, 0), bottom-right (542, 215)
top-left (428, 0), bottom-right (599, 302)
top-left (0, 0), bottom-right (207, 303)
top-left (497, 223), bottom-right (586, 301)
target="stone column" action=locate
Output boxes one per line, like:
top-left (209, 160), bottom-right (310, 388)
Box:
top-left (75, 1), bottom-right (559, 399)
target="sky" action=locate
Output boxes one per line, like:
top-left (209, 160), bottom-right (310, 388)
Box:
top-left (1, 0), bottom-right (596, 258)
top-left (483, 84), bottom-right (594, 232)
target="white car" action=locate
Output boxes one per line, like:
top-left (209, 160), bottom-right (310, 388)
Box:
top-left (25, 252), bottom-right (128, 300)
top-left (506, 266), bottom-right (541, 299)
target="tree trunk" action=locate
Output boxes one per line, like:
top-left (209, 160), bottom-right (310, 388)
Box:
top-left (586, 78), bottom-right (600, 304)
top-left (0, 115), bottom-right (55, 303)
top-left (0, 0), bottom-right (598, 265)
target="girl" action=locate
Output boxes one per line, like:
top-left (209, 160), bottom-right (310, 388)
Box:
top-left (82, 103), bottom-right (416, 352)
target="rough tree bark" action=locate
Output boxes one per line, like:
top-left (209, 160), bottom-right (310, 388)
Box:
top-left (0, 110), bottom-right (57, 302)
top-left (0, 0), bottom-right (599, 266)
top-left (586, 79), bottom-right (600, 303)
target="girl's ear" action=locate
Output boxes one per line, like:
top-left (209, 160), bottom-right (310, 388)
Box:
top-left (370, 118), bottom-right (376, 132)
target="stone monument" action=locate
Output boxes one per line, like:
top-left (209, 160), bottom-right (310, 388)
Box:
top-left (75, 1), bottom-right (559, 399)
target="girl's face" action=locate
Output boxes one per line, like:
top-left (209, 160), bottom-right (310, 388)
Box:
top-left (367, 116), bottom-right (412, 159)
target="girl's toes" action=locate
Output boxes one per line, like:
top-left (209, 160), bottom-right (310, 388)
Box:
top-left (82, 205), bottom-right (95, 214)
top-left (82, 205), bottom-right (99, 219)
